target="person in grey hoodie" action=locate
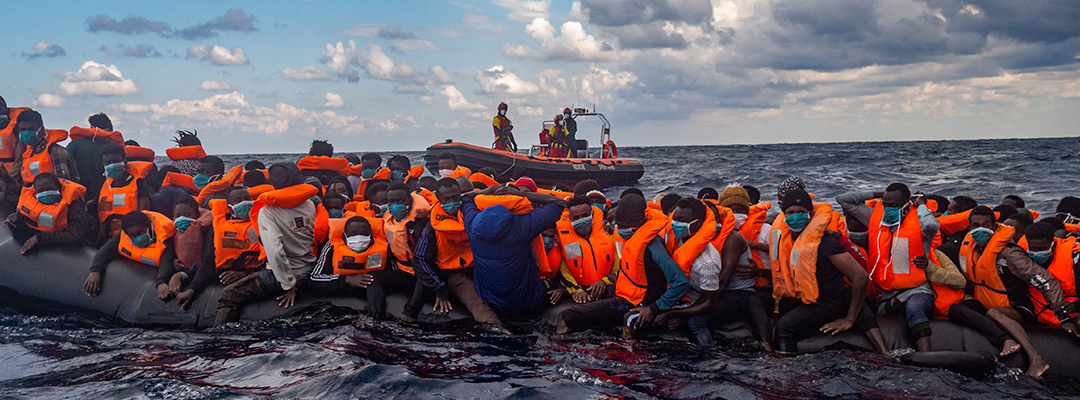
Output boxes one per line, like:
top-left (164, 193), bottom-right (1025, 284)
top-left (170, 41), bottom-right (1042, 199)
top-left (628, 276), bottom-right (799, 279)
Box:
top-left (214, 162), bottom-right (317, 326)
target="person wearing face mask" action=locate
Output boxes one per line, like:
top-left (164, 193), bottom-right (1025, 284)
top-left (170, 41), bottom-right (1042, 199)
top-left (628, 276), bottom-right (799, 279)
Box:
top-left (350, 182), bottom-right (390, 218)
top-left (348, 153), bottom-right (389, 202)
top-left (1023, 222), bottom-right (1080, 332)
top-left (94, 144), bottom-right (154, 240)
top-left (84, 210), bottom-right (178, 301)
top-left (309, 215), bottom-right (393, 320)
top-left (555, 196), bottom-right (619, 304)
top-left (214, 163), bottom-right (318, 326)
top-left (166, 196), bottom-right (212, 303)
top-left (8, 110), bottom-right (78, 187)
top-left (0, 96), bottom-right (32, 176)
top-left (66, 113), bottom-right (125, 205)
top-left (546, 115), bottom-right (572, 158)
top-left (492, 102), bottom-right (517, 152)
top-left (720, 186), bottom-right (779, 348)
top-left (837, 183), bottom-right (940, 352)
top-left (164, 130), bottom-right (207, 177)
top-left (4, 172), bottom-right (96, 255)
top-left (387, 155), bottom-right (424, 189)
top-left (770, 189), bottom-right (888, 355)
top-left (560, 108), bottom-right (578, 157)
top-left (194, 156), bottom-right (244, 208)
top-left (437, 151), bottom-right (471, 179)
top-left (556, 194), bottom-right (687, 336)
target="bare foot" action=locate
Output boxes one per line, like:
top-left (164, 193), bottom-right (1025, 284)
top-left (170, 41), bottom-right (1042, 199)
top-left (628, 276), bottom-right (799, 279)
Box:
top-left (1000, 339), bottom-right (1021, 357)
top-left (762, 341), bottom-right (774, 353)
top-left (1027, 357), bottom-right (1050, 378)
top-left (555, 319), bottom-right (569, 335)
top-left (397, 314), bottom-right (416, 323)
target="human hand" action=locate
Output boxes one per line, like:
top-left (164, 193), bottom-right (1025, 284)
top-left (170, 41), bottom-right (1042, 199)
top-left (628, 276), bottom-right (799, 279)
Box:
top-left (84, 272), bottom-right (102, 296)
top-left (912, 255), bottom-right (929, 270)
top-left (820, 318), bottom-right (855, 335)
top-left (572, 291), bottom-right (590, 304)
top-left (20, 235), bottom-right (38, 255)
top-left (434, 296), bottom-right (453, 313)
top-left (220, 271), bottom-right (246, 286)
top-left (548, 289), bottom-right (564, 305)
top-left (588, 281), bottom-right (608, 300)
top-left (345, 273), bottom-right (374, 288)
top-left (277, 287), bottom-right (297, 308)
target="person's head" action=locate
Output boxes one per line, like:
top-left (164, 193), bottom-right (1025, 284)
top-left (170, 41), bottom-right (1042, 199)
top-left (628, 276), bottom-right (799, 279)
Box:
top-left (573, 179), bottom-right (600, 197)
top-left (435, 177), bottom-right (462, 205)
top-left (15, 110), bottom-right (44, 146)
top-left (882, 183), bottom-right (911, 208)
top-left (198, 156), bottom-right (225, 177)
top-left (697, 187), bottom-right (719, 201)
top-left (1038, 216), bottom-right (1066, 234)
top-left (948, 195), bottom-right (977, 215)
top-left (32, 172), bottom-right (61, 194)
top-left (365, 182), bottom-right (389, 206)
top-left (1003, 212), bottom-right (1033, 242)
top-left (515, 177), bottom-right (537, 193)
top-left (361, 153), bottom-right (382, 171)
top-left (121, 211), bottom-right (152, 240)
top-left (781, 189), bottom-right (814, 234)
top-left (992, 204), bottom-right (1018, 224)
top-left (172, 196), bottom-right (200, 220)
top-left (1056, 196), bottom-right (1080, 224)
top-left (438, 151), bottom-right (459, 172)
top-left (101, 143), bottom-right (127, 175)
top-left (554, 114), bottom-right (564, 126)
top-left (0, 95), bottom-right (6, 115)
top-left (173, 130), bottom-right (201, 146)
top-left (304, 175), bottom-right (324, 198)
top-left (417, 176), bottom-right (437, 192)
top-left (552, 183), bottom-right (571, 192)
top-left (243, 170), bottom-right (270, 188)
top-left (224, 186), bottom-right (253, 206)
top-left (88, 113), bottom-right (113, 131)
top-left (344, 216), bottom-right (372, 238)
top-left (322, 193), bottom-right (347, 214)
top-left (124, 139), bottom-right (140, 147)
top-left (308, 139), bottom-right (334, 157)
top-left (268, 162), bottom-right (302, 189)
top-left (614, 194), bottom-right (647, 232)
top-left (925, 194), bottom-right (949, 217)
top-left (343, 153), bottom-right (361, 166)
top-left (497, 102), bottom-right (508, 116)
top-left (660, 193), bottom-right (682, 215)
top-left (1001, 195), bottom-right (1025, 209)
top-left (621, 187), bottom-right (644, 199)
top-left (327, 176), bottom-right (353, 199)
top-left (586, 190), bottom-right (608, 210)
top-left (1025, 222), bottom-right (1057, 255)
top-left (387, 155), bottom-right (411, 181)
top-left (478, 167), bottom-right (498, 178)
top-left (743, 185), bottom-right (761, 204)
top-left (718, 186), bottom-right (751, 215)
top-left (455, 176), bottom-right (474, 192)
top-left (244, 160), bottom-right (265, 170)
top-left (386, 182), bottom-right (413, 219)
top-left (567, 196), bottom-right (594, 223)
top-left (672, 198), bottom-right (707, 238)
top-left (967, 206), bottom-right (996, 232)
top-left (776, 176), bottom-right (805, 201)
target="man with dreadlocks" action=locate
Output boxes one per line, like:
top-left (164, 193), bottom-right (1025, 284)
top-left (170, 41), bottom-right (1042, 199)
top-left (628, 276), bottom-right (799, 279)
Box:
top-left (166, 130), bottom-right (206, 177)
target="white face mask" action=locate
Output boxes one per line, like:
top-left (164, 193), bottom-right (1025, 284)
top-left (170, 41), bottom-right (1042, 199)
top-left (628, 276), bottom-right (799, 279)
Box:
top-left (439, 169), bottom-right (453, 178)
top-left (346, 234), bottom-right (372, 252)
top-left (498, 110), bottom-right (506, 116)
top-left (733, 213), bottom-right (748, 229)
top-left (563, 113), bottom-right (570, 119)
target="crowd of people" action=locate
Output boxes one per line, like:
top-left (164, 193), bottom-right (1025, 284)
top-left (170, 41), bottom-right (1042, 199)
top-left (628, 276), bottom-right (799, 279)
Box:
top-left (2, 97), bottom-right (1079, 379)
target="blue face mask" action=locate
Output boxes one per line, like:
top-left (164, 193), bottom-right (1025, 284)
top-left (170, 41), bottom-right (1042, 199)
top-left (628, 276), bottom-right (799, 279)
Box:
top-left (671, 221), bottom-right (692, 240)
top-left (572, 215), bottom-right (593, 235)
top-left (35, 190), bottom-right (62, 205)
top-left (391, 170), bottom-right (405, 181)
top-left (617, 227), bottom-right (636, 239)
top-left (130, 232), bottom-right (153, 248)
top-left (310, 196), bottom-right (322, 206)
top-left (327, 208), bottom-right (344, 219)
top-left (231, 200), bottom-right (254, 220)
top-left (387, 203), bottom-right (409, 219)
top-left (19, 130), bottom-right (38, 145)
top-left (543, 236), bottom-right (555, 252)
top-left (591, 203), bottom-right (607, 212)
top-left (881, 206), bottom-right (902, 226)
top-left (104, 162), bottom-right (126, 180)
top-left (442, 201), bottom-right (461, 215)
top-left (361, 169), bottom-right (377, 179)
top-left (173, 216), bottom-right (195, 232)
top-left (193, 173), bottom-right (212, 189)
top-left (969, 227), bottom-right (994, 246)
top-left (785, 213), bottom-right (810, 232)
top-left (1028, 248), bottom-right (1053, 264)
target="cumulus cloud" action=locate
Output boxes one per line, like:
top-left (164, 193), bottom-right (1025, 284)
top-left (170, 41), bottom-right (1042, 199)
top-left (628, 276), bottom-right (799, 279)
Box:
top-left (281, 66), bottom-right (338, 81)
top-left (324, 92), bottom-right (344, 108)
top-left (199, 80), bottom-right (234, 91)
top-left (23, 39), bottom-right (66, 59)
top-left (186, 45), bottom-right (249, 66)
top-left (502, 18), bottom-right (621, 61)
top-left (440, 85), bottom-right (487, 111)
top-left (475, 65), bottom-right (541, 95)
top-left (336, 23), bottom-right (441, 51)
top-left (177, 9), bottom-right (258, 40)
top-left (33, 94), bottom-right (66, 108)
top-left (282, 41), bottom-right (451, 92)
top-left (85, 9), bottom-right (257, 40)
top-left (493, 0), bottom-right (551, 22)
top-left (53, 61), bottom-right (140, 96)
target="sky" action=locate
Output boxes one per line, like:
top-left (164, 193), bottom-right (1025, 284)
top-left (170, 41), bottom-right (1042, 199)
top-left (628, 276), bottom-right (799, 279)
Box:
top-left (3, 0), bottom-right (1079, 153)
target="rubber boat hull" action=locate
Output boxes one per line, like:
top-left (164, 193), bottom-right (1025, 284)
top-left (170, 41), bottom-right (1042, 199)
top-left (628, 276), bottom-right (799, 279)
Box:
top-left (424, 141), bottom-right (644, 186)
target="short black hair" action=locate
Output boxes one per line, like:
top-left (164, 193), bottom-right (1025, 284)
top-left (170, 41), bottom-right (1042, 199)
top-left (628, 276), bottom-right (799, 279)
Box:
top-left (552, 183), bottom-right (570, 192)
top-left (660, 193), bottom-right (682, 215)
top-left (171, 196), bottom-right (200, 219)
top-left (573, 179), bottom-right (600, 197)
top-left (17, 110), bottom-right (43, 125)
top-left (88, 113), bottom-right (112, 131)
top-left (1005, 212), bottom-right (1033, 229)
top-left (950, 196), bottom-right (977, 213)
top-left (199, 155), bottom-right (225, 176)
top-left (223, 185), bottom-right (249, 201)
top-left (124, 139), bottom-right (140, 146)
top-left (438, 151), bottom-right (458, 164)
top-left (435, 177), bottom-right (459, 193)
top-left (365, 181), bottom-right (390, 200)
top-left (885, 182), bottom-right (910, 199)
top-left (1038, 217), bottom-right (1066, 232)
top-left (621, 187), bottom-right (644, 199)
top-left (387, 182), bottom-right (411, 194)
top-left (101, 143), bottom-right (126, 160)
top-left (345, 215), bottom-right (372, 232)
top-left (567, 196), bottom-right (593, 209)
top-left (743, 185), bottom-right (760, 204)
top-left (32, 172), bottom-right (60, 188)
top-left (925, 194), bottom-right (949, 214)
top-left (1003, 195), bottom-right (1025, 208)
top-left (614, 194), bottom-right (646, 225)
top-left (478, 167), bottom-right (498, 177)
top-left (697, 187), bottom-right (718, 201)
top-left (173, 130), bottom-right (201, 146)
top-left (243, 170), bottom-right (270, 187)
top-left (387, 155), bottom-right (410, 169)
top-left (121, 211), bottom-right (150, 231)
top-left (417, 176), bottom-right (437, 188)
top-left (969, 205), bottom-right (995, 222)
top-left (1056, 196), bottom-right (1080, 217)
top-left (675, 197), bottom-right (706, 221)
top-left (1026, 222), bottom-right (1056, 242)
top-left (309, 139), bottom-right (334, 157)
top-left (472, 182), bottom-right (488, 190)
top-left (993, 205), bottom-right (1018, 223)
top-left (361, 153), bottom-right (382, 165)
top-left (327, 175), bottom-right (354, 199)
top-left (245, 160), bottom-right (265, 170)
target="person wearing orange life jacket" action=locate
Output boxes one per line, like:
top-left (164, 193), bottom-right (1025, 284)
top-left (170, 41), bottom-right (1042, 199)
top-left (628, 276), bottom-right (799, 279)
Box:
top-left (556, 196), bottom-right (619, 304)
top-left (1023, 222), bottom-right (1080, 331)
top-left (307, 215), bottom-right (393, 319)
top-left (765, 176), bottom-right (806, 224)
top-left (387, 155), bottom-right (423, 189)
top-left (769, 190), bottom-right (888, 355)
top-left (215, 163), bottom-right (318, 326)
top-left (437, 151), bottom-right (471, 179)
top-left (298, 139), bottom-right (351, 186)
top-left (492, 102), bottom-right (517, 152)
top-left (350, 153), bottom-right (392, 202)
top-left (9, 110), bottom-right (78, 187)
top-left (84, 210), bottom-right (178, 301)
top-left (837, 183), bottom-right (940, 352)
top-left (721, 186), bottom-right (780, 348)
top-left (536, 226), bottom-right (565, 301)
top-left (166, 196), bottom-right (212, 307)
top-left (4, 172), bottom-right (97, 254)
top-left (0, 96), bottom-right (33, 177)
top-left (94, 144), bottom-right (153, 240)
top-left (556, 194), bottom-right (689, 335)
top-left (165, 130), bottom-right (205, 176)
top-left (360, 182), bottom-right (434, 318)
top-left (67, 113), bottom-right (124, 203)
top-left (546, 115), bottom-right (571, 159)
top-left (652, 198), bottom-right (753, 347)
top-left (349, 181), bottom-right (390, 219)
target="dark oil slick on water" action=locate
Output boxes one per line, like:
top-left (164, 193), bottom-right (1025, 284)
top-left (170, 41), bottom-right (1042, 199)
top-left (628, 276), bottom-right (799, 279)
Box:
top-left (3, 138), bottom-right (1080, 399)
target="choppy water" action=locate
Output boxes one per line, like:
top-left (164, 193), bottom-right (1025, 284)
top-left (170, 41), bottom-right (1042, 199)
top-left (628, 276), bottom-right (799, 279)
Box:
top-left (4, 138), bottom-right (1080, 399)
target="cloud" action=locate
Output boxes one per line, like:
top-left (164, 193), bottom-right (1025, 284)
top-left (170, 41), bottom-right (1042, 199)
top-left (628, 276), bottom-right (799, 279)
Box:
top-left (281, 66), bottom-right (338, 81)
top-left (186, 45), bottom-right (249, 66)
top-left (440, 85), bottom-right (487, 111)
top-left (53, 61), bottom-right (140, 96)
top-left (199, 80), bottom-right (234, 91)
top-left (324, 92), bottom-right (344, 108)
top-left (475, 65), bottom-right (541, 95)
top-left (32, 94), bottom-right (66, 108)
top-left (22, 39), bottom-right (66, 59)
top-left (84, 9), bottom-right (257, 40)
top-left (336, 24), bottom-right (441, 51)
top-left (283, 41), bottom-right (451, 91)
top-left (101, 44), bottom-right (163, 58)
top-left (493, 0), bottom-right (551, 22)
top-left (502, 18), bottom-right (622, 61)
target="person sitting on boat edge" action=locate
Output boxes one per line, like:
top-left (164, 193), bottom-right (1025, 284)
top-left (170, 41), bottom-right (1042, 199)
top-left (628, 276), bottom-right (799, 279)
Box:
top-left (308, 215), bottom-right (393, 321)
top-left (1023, 221), bottom-right (1080, 333)
top-left (556, 194), bottom-right (688, 336)
top-left (769, 189), bottom-right (888, 355)
top-left (167, 195), bottom-right (212, 306)
top-left (556, 196), bottom-right (619, 304)
top-left (93, 143), bottom-right (153, 241)
top-left (10, 110), bottom-right (78, 187)
top-left (214, 162), bottom-right (317, 326)
top-left (723, 185), bottom-right (779, 350)
top-left (4, 172), bottom-right (98, 255)
top-left (84, 210), bottom-right (178, 300)
top-left (492, 102), bottom-right (516, 153)
top-left (366, 182), bottom-right (431, 320)
top-left (437, 151), bottom-right (471, 179)
top-left (66, 113), bottom-right (123, 205)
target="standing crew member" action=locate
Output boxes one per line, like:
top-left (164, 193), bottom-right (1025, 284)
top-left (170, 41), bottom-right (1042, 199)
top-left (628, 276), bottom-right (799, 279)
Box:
top-left (493, 102), bottom-right (516, 152)
top-left (562, 108), bottom-right (577, 158)
top-left (546, 115), bottom-right (571, 158)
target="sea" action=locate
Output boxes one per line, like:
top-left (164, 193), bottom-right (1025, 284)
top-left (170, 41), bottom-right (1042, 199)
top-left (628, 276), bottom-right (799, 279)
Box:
top-left (2, 137), bottom-right (1080, 399)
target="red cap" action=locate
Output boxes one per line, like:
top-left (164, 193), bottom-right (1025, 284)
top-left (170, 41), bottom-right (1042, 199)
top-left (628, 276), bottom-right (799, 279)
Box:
top-left (515, 177), bottom-right (538, 192)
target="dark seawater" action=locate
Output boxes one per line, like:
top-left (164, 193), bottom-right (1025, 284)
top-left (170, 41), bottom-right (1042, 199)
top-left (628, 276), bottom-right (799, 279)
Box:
top-left (4, 138), bottom-right (1080, 399)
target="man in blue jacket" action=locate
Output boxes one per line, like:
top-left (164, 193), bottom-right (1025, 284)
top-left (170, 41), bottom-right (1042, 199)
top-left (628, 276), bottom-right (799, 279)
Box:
top-left (461, 185), bottom-right (566, 316)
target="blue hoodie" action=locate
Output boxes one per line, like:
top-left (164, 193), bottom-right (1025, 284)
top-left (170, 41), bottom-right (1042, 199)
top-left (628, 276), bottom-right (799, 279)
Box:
top-left (461, 196), bottom-right (563, 315)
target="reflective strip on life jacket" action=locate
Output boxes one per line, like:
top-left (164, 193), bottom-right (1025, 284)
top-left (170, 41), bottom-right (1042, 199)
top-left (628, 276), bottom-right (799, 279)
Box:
top-left (17, 179), bottom-right (85, 232)
top-left (329, 217), bottom-right (389, 275)
top-left (210, 199), bottom-right (265, 270)
top-left (556, 207), bottom-right (617, 287)
top-left (958, 224), bottom-right (1015, 309)
top-left (770, 202), bottom-right (833, 304)
top-left (117, 210), bottom-right (176, 267)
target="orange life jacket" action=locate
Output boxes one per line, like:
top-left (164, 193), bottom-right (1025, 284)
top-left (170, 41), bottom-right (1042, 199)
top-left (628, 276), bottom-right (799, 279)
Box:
top-left (533, 236), bottom-right (563, 279)
top-left (124, 146), bottom-right (155, 161)
top-left (868, 203), bottom-right (932, 291)
top-left (98, 161), bottom-right (154, 222)
top-left (17, 179), bottom-right (85, 232)
top-left (382, 192), bottom-right (431, 274)
top-left (195, 164), bottom-right (244, 205)
top-left (664, 201), bottom-right (720, 275)
top-left (739, 201), bottom-right (772, 287)
top-left (20, 129), bottom-right (69, 184)
top-left (1029, 238), bottom-right (1078, 327)
top-left (313, 204), bottom-right (333, 252)
top-left (0, 107), bottom-right (31, 166)
top-left (430, 200), bottom-right (473, 270)
top-left (937, 209), bottom-right (974, 238)
top-left (165, 145), bottom-right (207, 161)
top-left (329, 217), bottom-right (389, 275)
top-left (448, 166), bottom-right (472, 179)
top-left (417, 188), bottom-right (438, 206)
top-left (353, 167), bottom-right (391, 202)
top-left (469, 172), bottom-right (500, 189)
top-left (117, 210), bottom-right (176, 267)
top-left (536, 188), bottom-right (574, 200)
top-left (160, 171), bottom-right (199, 193)
top-left (614, 208), bottom-right (670, 306)
top-left (297, 155), bottom-right (351, 176)
top-left (770, 202), bottom-right (833, 304)
top-left (246, 184), bottom-right (275, 200)
top-left (404, 165), bottom-right (424, 185)
top-left (68, 126), bottom-right (124, 145)
top-left (250, 184), bottom-right (320, 238)
top-left (556, 207), bottom-right (617, 287)
top-left (209, 199), bottom-right (265, 270)
top-left (958, 224), bottom-right (1015, 309)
